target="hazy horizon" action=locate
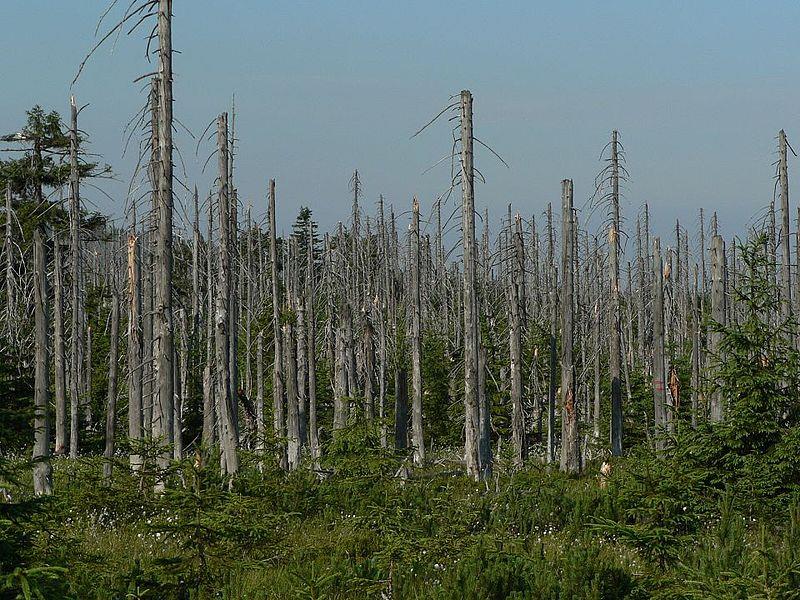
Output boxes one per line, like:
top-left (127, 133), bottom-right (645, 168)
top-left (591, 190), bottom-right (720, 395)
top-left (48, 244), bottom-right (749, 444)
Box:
top-left (2, 1), bottom-right (798, 249)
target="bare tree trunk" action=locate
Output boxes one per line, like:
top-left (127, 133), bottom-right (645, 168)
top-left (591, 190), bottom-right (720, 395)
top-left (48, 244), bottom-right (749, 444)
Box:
top-left (153, 0), bottom-right (175, 480)
top-left (103, 279), bottom-right (120, 481)
top-left (510, 213), bottom-right (526, 466)
top-left (609, 131), bottom-right (623, 457)
top-left (779, 130), bottom-right (792, 322)
top-left (690, 265), bottom-right (699, 428)
top-left (286, 240), bottom-right (300, 470)
top-left (202, 203), bottom-right (215, 449)
top-left (4, 183), bottom-right (13, 330)
top-left (256, 329), bottom-right (264, 451)
top-left (215, 114), bottom-right (238, 477)
top-left (68, 96), bottom-right (83, 459)
top-left (410, 197), bottom-right (425, 466)
top-left (709, 235), bottom-right (726, 422)
top-left (268, 180), bottom-right (286, 467)
top-left (652, 238), bottom-right (667, 453)
top-left (127, 230), bottom-right (143, 470)
top-left (53, 235), bottom-right (67, 455)
top-left (460, 90), bottom-right (482, 479)
top-left (175, 309), bottom-right (187, 460)
top-left (559, 181), bottom-right (579, 473)
top-left (305, 219), bottom-right (320, 462)
top-left (33, 228), bottom-right (52, 495)
top-left (546, 203), bottom-right (557, 464)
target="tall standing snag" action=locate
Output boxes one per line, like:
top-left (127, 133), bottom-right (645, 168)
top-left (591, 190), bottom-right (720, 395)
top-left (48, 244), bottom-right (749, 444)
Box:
top-left (709, 235), bottom-right (727, 422)
top-left (33, 228), bottom-right (52, 496)
top-left (53, 235), bottom-right (67, 455)
top-left (269, 179), bottom-right (286, 467)
top-left (460, 90), bottom-right (483, 480)
top-left (652, 238), bottom-right (667, 452)
top-left (127, 230), bottom-right (143, 470)
top-left (509, 213), bottom-right (526, 466)
top-left (609, 130), bottom-right (624, 457)
top-left (410, 197), bottom-right (425, 466)
top-left (153, 0), bottom-right (175, 480)
top-left (778, 130), bottom-right (791, 323)
top-left (68, 96), bottom-right (83, 459)
top-left (559, 181), bottom-right (579, 474)
top-left (215, 113), bottom-right (238, 477)
top-left (103, 277), bottom-right (121, 481)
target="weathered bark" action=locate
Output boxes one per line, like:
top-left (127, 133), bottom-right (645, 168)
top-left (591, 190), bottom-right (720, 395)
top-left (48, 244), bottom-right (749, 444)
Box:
top-left (652, 238), bottom-right (667, 452)
top-left (103, 281), bottom-right (121, 480)
top-left (269, 179), bottom-right (286, 466)
top-left (509, 213), bottom-right (526, 466)
top-left (286, 240), bottom-right (300, 470)
top-left (32, 228), bottom-right (52, 496)
top-left (202, 202), bottom-right (216, 450)
top-left (690, 265), bottom-right (700, 429)
top-left (68, 96), bottom-right (82, 459)
top-left (53, 236), bottom-right (67, 455)
top-left (709, 235), bottom-right (726, 422)
top-left (460, 90), bottom-right (482, 479)
top-left (154, 0), bottom-right (175, 478)
top-left (559, 181), bottom-right (579, 474)
top-left (546, 203), bottom-right (557, 464)
top-left (306, 219), bottom-right (320, 461)
top-left (779, 130), bottom-right (792, 322)
top-left (410, 197), bottom-right (425, 466)
top-left (609, 131), bottom-right (623, 457)
top-left (4, 183), bottom-right (13, 330)
top-left (215, 114), bottom-right (238, 477)
top-left (127, 230), bottom-right (143, 470)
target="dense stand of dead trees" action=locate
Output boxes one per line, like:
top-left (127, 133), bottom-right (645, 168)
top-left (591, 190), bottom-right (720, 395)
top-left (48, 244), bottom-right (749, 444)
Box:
top-left (5, 0), bottom-right (797, 494)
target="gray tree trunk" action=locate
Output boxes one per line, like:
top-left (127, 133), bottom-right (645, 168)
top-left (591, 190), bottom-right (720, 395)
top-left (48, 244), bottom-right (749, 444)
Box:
top-left (559, 181), bottom-right (579, 473)
top-left (460, 90), bottom-right (482, 479)
top-left (652, 238), bottom-right (667, 452)
top-left (269, 179), bottom-right (286, 466)
top-left (53, 235), bottom-right (67, 455)
top-left (68, 96), bottom-right (83, 459)
top-left (709, 235), bottom-right (727, 422)
top-left (215, 113), bottom-right (238, 477)
top-left (103, 279), bottom-right (121, 480)
top-left (510, 213), bottom-right (526, 466)
top-left (154, 0), bottom-right (175, 480)
top-left (609, 131), bottom-right (623, 457)
top-left (32, 228), bottom-right (52, 495)
top-left (127, 229), bottom-right (143, 470)
top-left (410, 197), bottom-right (425, 466)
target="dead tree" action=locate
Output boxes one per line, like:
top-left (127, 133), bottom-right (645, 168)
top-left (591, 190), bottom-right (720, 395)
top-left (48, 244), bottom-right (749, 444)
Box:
top-left (53, 235), bottom-right (67, 455)
top-left (269, 180), bottom-right (287, 467)
top-left (32, 228), bottom-right (52, 495)
top-left (286, 241), bottom-right (300, 470)
top-left (4, 183), bottom-right (14, 330)
top-left (709, 235), bottom-right (726, 422)
top-left (127, 229), bottom-right (143, 470)
top-left (215, 113), bottom-right (238, 477)
top-left (609, 130), bottom-right (623, 457)
top-left (68, 96), bottom-right (83, 459)
top-left (410, 197), bottom-right (425, 466)
top-left (103, 275), bottom-right (121, 481)
top-left (153, 0), bottom-right (175, 475)
top-left (652, 238), bottom-right (667, 452)
top-left (509, 213), bottom-right (526, 466)
top-left (559, 181), bottom-right (579, 474)
top-left (779, 130), bottom-right (791, 322)
top-left (306, 218), bottom-right (320, 462)
top-left (546, 203), bottom-right (557, 463)
top-left (460, 90), bottom-right (483, 479)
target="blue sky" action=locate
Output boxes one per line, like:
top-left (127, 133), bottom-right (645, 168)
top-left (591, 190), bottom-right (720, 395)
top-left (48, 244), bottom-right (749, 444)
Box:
top-left (1, 1), bottom-right (798, 249)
